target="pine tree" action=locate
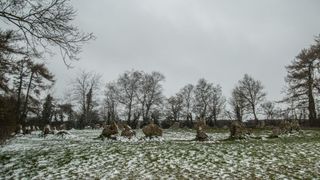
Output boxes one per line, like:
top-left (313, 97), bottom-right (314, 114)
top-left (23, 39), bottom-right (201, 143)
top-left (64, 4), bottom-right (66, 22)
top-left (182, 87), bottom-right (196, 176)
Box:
top-left (42, 94), bottom-right (54, 126)
top-left (286, 47), bottom-right (319, 126)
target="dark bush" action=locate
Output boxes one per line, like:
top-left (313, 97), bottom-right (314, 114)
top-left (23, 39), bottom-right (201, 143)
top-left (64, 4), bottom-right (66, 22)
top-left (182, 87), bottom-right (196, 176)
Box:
top-left (0, 96), bottom-right (18, 143)
top-left (160, 119), bottom-right (172, 129)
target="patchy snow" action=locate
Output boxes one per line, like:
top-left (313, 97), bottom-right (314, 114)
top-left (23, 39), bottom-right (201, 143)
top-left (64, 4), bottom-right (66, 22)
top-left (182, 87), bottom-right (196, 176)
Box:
top-left (0, 129), bottom-right (320, 179)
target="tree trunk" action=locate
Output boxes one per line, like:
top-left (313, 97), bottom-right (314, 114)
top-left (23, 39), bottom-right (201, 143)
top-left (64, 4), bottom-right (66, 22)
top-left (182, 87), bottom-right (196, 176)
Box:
top-left (82, 91), bottom-right (86, 125)
top-left (213, 113), bottom-right (217, 126)
top-left (127, 105), bottom-right (132, 124)
top-left (202, 105), bottom-right (207, 120)
top-left (235, 105), bottom-right (242, 122)
top-left (187, 112), bottom-right (193, 126)
top-left (16, 63), bottom-right (25, 123)
top-left (21, 71), bottom-right (34, 123)
top-left (144, 104), bottom-right (151, 123)
top-left (252, 104), bottom-right (258, 124)
top-left (308, 66), bottom-right (317, 126)
top-left (128, 95), bottom-right (137, 125)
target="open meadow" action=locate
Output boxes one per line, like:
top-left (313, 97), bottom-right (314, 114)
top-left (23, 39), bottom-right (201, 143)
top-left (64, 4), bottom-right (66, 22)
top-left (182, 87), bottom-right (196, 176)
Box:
top-left (1, 129), bottom-right (320, 179)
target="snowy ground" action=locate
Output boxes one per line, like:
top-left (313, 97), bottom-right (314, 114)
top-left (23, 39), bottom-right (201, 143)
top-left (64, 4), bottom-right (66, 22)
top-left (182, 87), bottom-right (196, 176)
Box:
top-left (1, 129), bottom-right (320, 179)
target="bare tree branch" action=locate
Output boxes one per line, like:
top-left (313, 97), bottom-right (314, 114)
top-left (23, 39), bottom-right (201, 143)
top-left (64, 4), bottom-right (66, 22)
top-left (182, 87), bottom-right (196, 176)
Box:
top-left (0, 0), bottom-right (94, 66)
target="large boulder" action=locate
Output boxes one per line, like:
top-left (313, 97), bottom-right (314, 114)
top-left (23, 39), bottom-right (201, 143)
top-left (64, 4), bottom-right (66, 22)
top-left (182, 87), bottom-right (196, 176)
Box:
top-left (269, 127), bottom-right (281, 138)
top-left (142, 121), bottom-right (163, 138)
top-left (56, 130), bottom-right (70, 138)
top-left (230, 121), bottom-right (247, 139)
top-left (43, 125), bottom-right (54, 136)
top-left (15, 124), bottom-right (23, 134)
top-left (170, 122), bottom-right (181, 129)
top-left (291, 120), bottom-right (301, 132)
top-left (117, 122), bottom-right (125, 131)
top-left (279, 120), bottom-right (300, 134)
top-left (100, 121), bottom-right (119, 139)
top-left (23, 126), bottom-right (32, 134)
top-left (279, 120), bottom-right (291, 134)
top-left (270, 120), bottom-right (301, 138)
top-left (195, 126), bottom-right (208, 141)
top-left (59, 124), bottom-right (66, 130)
top-left (121, 124), bottom-right (136, 139)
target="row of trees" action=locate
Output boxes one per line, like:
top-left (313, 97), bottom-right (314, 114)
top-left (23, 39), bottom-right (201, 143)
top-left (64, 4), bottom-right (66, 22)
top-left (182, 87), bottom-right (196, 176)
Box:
top-left (165, 79), bottom-right (225, 127)
top-left (23, 70), bottom-right (272, 129)
top-left (65, 70), bottom-right (270, 128)
top-left (3, 64), bottom-right (320, 130)
top-left (98, 70), bottom-right (298, 128)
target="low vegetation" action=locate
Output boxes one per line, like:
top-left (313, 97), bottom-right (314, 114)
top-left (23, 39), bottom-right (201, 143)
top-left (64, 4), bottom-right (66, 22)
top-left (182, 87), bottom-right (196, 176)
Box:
top-left (1, 128), bottom-right (319, 179)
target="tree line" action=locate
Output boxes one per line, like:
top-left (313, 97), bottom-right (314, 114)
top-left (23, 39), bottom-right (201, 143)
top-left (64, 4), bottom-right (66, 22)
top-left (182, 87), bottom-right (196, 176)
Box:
top-left (24, 70), bottom-right (267, 129)
top-left (37, 62), bottom-right (320, 130)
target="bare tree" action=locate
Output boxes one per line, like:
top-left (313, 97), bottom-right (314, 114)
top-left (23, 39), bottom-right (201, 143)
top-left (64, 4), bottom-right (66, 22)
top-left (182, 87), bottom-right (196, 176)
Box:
top-left (178, 84), bottom-right (194, 125)
top-left (116, 70), bottom-right (142, 124)
top-left (71, 70), bottom-right (101, 128)
top-left (0, 0), bottom-right (94, 64)
top-left (208, 85), bottom-right (225, 126)
top-left (193, 78), bottom-right (212, 121)
top-left (166, 94), bottom-right (183, 122)
top-left (136, 71), bottom-right (165, 125)
top-left (104, 82), bottom-right (119, 124)
top-left (261, 101), bottom-right (275, 120)
top-left (229, 87), bottom-right (247, 122)
top-left (102, 70), bottom-right (165, 127)
top-left (235, 74), bottom-right (266, 123)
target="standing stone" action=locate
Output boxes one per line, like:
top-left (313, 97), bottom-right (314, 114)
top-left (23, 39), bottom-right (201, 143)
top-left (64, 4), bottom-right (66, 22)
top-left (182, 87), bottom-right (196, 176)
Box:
top-left (269, 127), bottom-right (281, 138)
top-left (142, 121), bottom-right (163, 138)
top-left (23, 126), bottom-right (32, 134)
top-left (43, 125), bottom-right (54, 136)
top-left (121, 124), bottom-right (136, 139)
top-left (230, 121), bottom-right (247, 139)
top-left (291, 120), bottom-right (301, 132)
top-left (15, 124), bottom-right (23, 134)
top-left (100, 121), bottom-right (119, 139)
top-left (195, 126), bottom-right (208, 141)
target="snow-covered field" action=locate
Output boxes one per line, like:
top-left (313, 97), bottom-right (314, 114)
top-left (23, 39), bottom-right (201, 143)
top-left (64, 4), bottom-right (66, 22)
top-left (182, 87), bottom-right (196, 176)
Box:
top-left (1, 129), bottom-right (320, 179)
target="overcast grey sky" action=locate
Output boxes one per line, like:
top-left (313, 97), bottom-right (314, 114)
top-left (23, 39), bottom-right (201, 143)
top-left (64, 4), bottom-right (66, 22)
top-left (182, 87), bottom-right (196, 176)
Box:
top-left (47, 0), bottom-right (320, 101)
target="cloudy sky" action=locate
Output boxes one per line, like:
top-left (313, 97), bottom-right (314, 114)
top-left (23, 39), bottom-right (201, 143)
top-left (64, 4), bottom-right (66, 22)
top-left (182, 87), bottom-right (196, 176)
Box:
top-left (47, 0), bottom-right (320, 101)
